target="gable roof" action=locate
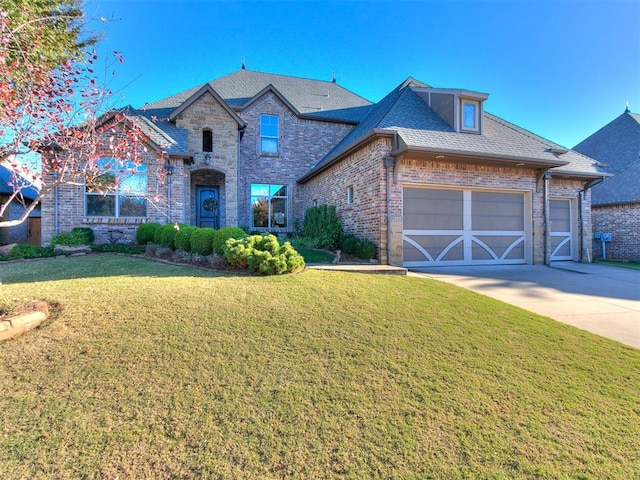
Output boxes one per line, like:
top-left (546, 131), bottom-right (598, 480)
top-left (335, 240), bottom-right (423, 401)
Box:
top-left (573, 110), bottom-right (640, 206)
top-left (143, 68), bottom-right (372, 123)
top-left (300, 78), bottom-right (605, 182)
top-left (0, 162), bottom-right (40, 201)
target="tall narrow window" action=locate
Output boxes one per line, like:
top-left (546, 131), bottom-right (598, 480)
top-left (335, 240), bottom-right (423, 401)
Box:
top-left (461, 100), bottom-right (479, 131)
top-left (202, 129), bottom-right (213, 152)
top-left (251, 184), bottom-right (287, 228)
top-left (260, 114), bottom-right (279, 153)
top-left (346, 185), bottom-right (354, 205)
top-left (85, 158), bottom-right (148, 218)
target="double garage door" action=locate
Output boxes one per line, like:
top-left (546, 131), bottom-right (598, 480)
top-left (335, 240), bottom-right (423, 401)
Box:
top-left (403, 188), bottom-right (531, 267)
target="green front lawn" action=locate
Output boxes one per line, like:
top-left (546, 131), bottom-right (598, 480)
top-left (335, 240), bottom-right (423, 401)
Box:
top-left (595, 259), bottom-right (640, 271)
top-left (1, 255), bottom-right (638, 479)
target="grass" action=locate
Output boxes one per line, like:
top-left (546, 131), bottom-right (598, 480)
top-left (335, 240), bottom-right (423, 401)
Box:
top-left (595, 259), bottom-right (640, 271)
top-left (0, 255), bottom-right (638, 479)
top-left (296, 247), bottom-right (335, 263)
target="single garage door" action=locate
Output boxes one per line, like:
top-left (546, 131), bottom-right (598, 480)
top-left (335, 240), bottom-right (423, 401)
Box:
top-left (403, 188), bottom-right (530, 267)
top-left (549, 198), bottom-right (574, 261)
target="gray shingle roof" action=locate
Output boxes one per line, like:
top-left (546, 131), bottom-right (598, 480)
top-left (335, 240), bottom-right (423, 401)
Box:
top-left (0, 163), bottom-right (39, 200)
top-left (573, 111), bottom-right (640, 206)
top-left (304, 78), bottom-right (605, 180)
top-left (127, 108), bottom-right (189, 155)
top-left (143, 68), bottom-right (372, 123)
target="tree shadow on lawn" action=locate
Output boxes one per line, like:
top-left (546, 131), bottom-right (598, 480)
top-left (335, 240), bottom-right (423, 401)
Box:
top-left (0, 253), bottom-right (260, 285)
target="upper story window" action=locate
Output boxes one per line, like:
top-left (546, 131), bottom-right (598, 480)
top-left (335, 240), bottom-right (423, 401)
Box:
top-left (202, 129), bottom-right (213, 152)
top-left (85, 158), bottom-right (147, 218)
top-left (460, 99), bottom-right (480, 132)
top-left (260, 114), bottom-right (279, 153)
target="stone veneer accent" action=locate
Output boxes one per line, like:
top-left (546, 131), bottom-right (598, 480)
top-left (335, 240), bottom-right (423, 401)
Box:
top-left (592, 203), bottom-right (640, 261)
top-left (174, 92), bottom-right (239, 227)
top-left (301, 135), bottom-right (592, 265)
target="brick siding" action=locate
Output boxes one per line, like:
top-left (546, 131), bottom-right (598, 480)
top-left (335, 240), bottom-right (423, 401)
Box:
top-left (592, 203), bottom-right (640, 261)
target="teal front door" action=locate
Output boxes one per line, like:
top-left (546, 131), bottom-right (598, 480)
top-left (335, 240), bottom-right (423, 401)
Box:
top-left (196, 186), bottom-right (219, 229)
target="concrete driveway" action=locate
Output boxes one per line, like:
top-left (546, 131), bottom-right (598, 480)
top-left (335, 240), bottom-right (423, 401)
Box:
top-left (410, 262), bottom-right (640, 349)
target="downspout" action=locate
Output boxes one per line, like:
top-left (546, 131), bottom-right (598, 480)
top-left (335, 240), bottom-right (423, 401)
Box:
top-left (543, 171), bottom-right (552, 266)
top-left (383, 154), bottom-right (396, 265)
top-left (54, 171), bottom-right (59, 235)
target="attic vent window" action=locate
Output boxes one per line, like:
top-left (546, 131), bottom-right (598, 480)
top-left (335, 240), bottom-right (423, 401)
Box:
top-left (461, 100), bottom-right (480, 132)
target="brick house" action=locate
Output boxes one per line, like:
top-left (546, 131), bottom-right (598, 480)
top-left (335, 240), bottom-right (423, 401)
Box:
top-left (573, 108), bottom-right (640, 261)
top-left (40, 68), bottom-right (606, 266)
top-left (1, 162), bottom-right (41, 246)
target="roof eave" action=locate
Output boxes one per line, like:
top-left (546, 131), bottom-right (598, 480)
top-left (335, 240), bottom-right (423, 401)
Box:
top-left (391, 145), bottom-right (572, 169)
top-left (168, 84), bottom-right (246, 128)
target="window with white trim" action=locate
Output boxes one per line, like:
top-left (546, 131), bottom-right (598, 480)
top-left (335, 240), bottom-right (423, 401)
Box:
top-left (260, 114), bottom-right (279, 153)
top-left (251, 183), bottom-right (287, 228)
top-left (461, 100), bottom-right (480, 132)
top-left (85, 158), bottom-right (147, 217)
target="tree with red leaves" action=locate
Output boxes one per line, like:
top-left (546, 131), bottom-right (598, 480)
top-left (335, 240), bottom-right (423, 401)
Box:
top-left (0, 0), bottom-right (148, 228)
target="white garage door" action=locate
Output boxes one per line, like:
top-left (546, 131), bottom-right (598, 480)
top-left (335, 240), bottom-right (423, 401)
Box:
top-left (403, 188), bottom-right (530, 267)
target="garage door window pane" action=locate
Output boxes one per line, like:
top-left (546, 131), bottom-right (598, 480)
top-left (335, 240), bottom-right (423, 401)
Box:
top-left (472, 192), bottom-right (524, 230)
top-left (403, 189), bottom-right (463, 230)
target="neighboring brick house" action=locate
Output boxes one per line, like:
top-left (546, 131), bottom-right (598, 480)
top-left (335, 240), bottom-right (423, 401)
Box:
top-left (0, 162), bottom-right (41, 246)
top-left (40, 68), bottom-right (606, 266)
top-left (573, 108), bottom-right (640, 261)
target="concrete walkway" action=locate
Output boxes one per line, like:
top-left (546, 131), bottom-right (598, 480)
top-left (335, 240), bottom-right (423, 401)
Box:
top-left (410, 262), bottom-right (640, 349)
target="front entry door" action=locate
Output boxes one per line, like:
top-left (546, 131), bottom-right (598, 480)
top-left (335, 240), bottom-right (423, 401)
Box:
top-left (196, 186), bottom-right (220, 229)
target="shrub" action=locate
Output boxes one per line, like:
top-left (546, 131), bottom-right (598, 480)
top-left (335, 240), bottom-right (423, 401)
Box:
top-left (175, 226), bottom-right (198, 252)
top-left (158, 223), bottom-right (186, 250)
top-left (0, 244), bottom-right (55, 261)
top-left (50, 227), bottom-right (94, 246)
top-left (302, 204), bottom-right (343, 249)
top-left (355, 239), bottom-right (377, 260)
top-left (191, 227), bottom-right (217, 256)
top-left (224, 234), bottom-right (305, 275)
top-left (213, 226), bottom-right (247, 255)
top-left (339, 234), bottom-right (359, 255)
top-left (136, 222), bottom-right (162, 245)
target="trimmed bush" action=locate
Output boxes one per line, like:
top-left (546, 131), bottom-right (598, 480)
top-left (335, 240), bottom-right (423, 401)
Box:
top-left (213, 226), bottom-right (247, 255)
top-left (339, 234), bottom-right (359, 255)
top-left (175, 226), bottom-right (198, 252)
top-left (136, 222), bottom-right (162, 245)
top-left (191, 227), bottom-right (217, 256)
top-left (224, 234), bottom-right (305, 275)
top-left (50, 227), bottom-right (94, 246)
top-left (158, 223), bottom-right (186, 250)
top-left (355, 239), bottom-right (377, 260)
top-left (302, 204), bottom-right (342, 249)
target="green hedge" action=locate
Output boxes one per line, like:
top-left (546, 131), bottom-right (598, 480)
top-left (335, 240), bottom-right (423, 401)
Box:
top-left (213, 227), bottom-right (247, 255)
top-left (224, 234), bottom-right (305, 275)
top-left (158, 223), bottom-right (186, 250)
top-left (191, 228), bottom-right (217, 256)
top-left (136, 222), bottom-right (162, 245)
top-left (0, 244), bottom-right (55, 261)
top-left (50, 227), bottom-right (94, 246)
top-left (174, 226), bottom-right (198, 252)
top-left (355, 239), bottom-right (377, 260)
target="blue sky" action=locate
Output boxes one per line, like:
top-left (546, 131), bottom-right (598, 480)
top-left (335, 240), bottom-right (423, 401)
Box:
top-left (83, 0), bottom-right (639, 149)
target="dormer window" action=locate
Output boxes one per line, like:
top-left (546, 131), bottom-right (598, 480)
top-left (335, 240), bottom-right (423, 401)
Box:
top-left (411, 87), bottom-right (488, 135)
top-left (202, 129), bottom-right (213, 152)
top-left (461, 100), bottom-right (480, 132)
